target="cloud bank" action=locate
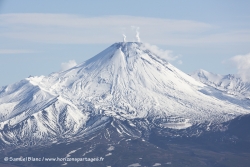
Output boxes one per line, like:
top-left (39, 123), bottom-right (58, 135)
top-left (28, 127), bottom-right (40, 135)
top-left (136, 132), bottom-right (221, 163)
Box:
top-left (143, 43), bottom-right (178, 62)
top-left (0, 49), bottom-right (33, 54)
top-left (0, 13), bottom-right (249, 47)
top-left (230, 53), bottom-right (250, 82)
top-left (0, 13), bottom-right (217, 45)
top-left (61, 60), bottom-right (77, 71)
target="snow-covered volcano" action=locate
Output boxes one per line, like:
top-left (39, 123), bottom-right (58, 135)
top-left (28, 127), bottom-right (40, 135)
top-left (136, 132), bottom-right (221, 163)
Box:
top-left (0, 42), bottom-right (249, 147)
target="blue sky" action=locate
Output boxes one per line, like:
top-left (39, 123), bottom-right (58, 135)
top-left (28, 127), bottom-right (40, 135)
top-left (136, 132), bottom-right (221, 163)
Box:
top-left (0, 0), bottom-right (250, 86)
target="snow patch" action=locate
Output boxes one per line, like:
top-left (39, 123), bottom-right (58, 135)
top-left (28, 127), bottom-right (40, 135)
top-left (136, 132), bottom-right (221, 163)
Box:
top-left (65, 148), bottom-right (81, 158)
top-left (128, 163), bottom-right (141, 167)
top-left (105, 153), bottom-right (112, 156)
top-left (107, 146), bottom-right (115, 151)
top-left (162, 122), bottom-right (192, 129)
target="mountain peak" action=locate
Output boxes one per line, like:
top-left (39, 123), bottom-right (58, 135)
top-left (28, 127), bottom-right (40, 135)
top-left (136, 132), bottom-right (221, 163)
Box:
top-left (113, 42), bottom-right (145, 54)
top-left (37, 44), bottom-right (248, 125)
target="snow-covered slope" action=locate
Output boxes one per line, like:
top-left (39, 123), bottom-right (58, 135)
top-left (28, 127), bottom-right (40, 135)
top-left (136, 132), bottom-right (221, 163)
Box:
top-left (191, 69), bottom-right (250, 98)
top-left (0, 42), bottom-right (250, 148)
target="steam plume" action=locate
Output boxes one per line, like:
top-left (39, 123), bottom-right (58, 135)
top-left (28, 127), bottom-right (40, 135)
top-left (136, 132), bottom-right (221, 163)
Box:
top-left (123, 34), bottom-right (126, 42)
top-left (131, 26), bottom-right (141, 42)
top-left (135, 27), bottom-right (140, 42)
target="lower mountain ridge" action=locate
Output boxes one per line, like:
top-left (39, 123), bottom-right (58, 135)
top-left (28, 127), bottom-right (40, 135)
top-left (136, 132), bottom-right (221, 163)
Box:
top-left (191, 69), bottom-right (250, 98)
top-left (1, 114), bottom-right (250, 167)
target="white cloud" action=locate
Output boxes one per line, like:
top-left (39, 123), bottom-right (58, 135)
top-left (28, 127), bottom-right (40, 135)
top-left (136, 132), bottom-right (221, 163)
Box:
top-left (229, 53), bottom-right (250, 82)
top-left (143, 43), bottom-right (178, 61)
top-left (61, 60), bottom-right (77, 71)
top-left (0, 49), bottom-right (33, 54)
